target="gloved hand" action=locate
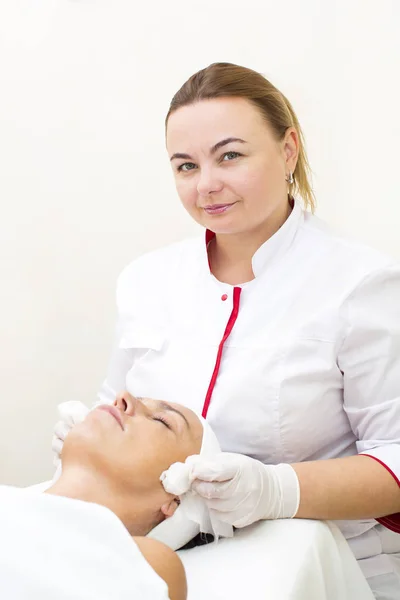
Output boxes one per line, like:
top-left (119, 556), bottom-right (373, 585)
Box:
top-left (186, 452), bottom-right (300, 528)
top-left (51, 400), bottom-right (90, 467)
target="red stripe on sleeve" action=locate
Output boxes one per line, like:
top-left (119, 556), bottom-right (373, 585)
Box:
top-left (361, 453), bottom-right (400, 534)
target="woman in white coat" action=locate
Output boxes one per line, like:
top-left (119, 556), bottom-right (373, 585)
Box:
top-left (54, 62), bottom-right (400, 598)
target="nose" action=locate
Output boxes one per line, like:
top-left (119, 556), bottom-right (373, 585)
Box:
top-left (114, 391), bottom-right (140, 416)
top-left (196, 167), bottom-right (223, 197)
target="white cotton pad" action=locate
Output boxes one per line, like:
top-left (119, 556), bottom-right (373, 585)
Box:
top-left (147, 416), bottom-right (233, 550)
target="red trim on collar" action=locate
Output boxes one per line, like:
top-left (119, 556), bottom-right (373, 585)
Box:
top-left (205, 229), bottom-right (216, 272)
top-left (362, 454), bottom-right (400, 534)
top-left (205, 229), bottom-right (216, 246)
top-left (202, 287), bottom-right (242, 419)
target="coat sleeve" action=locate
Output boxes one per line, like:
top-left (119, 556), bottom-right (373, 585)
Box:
top-left (96, 318), bottom-right (133, 405)
top-left (96, 266), bottom-right (137, 406)
top-left (337, 263), bottom-right (400, 533)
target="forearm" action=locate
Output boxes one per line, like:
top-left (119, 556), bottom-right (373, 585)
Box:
top-left (292, 454), bottom-right (400, 520)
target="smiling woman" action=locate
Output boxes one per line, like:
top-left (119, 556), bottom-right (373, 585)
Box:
top-left (51, 62), bottom-right (400, 599)
top-left (166, 97), bottom-right (303, 284)
top-left (167, 98), bottom-right (296, 237)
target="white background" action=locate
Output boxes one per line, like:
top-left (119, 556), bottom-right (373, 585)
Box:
top-left (0, 0), bottom-right (399, 486)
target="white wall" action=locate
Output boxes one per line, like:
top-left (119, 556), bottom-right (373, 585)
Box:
top-left (0, 0), bottom-right (399, 486)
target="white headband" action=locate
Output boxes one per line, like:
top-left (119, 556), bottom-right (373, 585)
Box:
top-left (147, 416), bottom-right (233, 550)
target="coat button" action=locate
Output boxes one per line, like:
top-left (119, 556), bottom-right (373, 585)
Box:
top-left (221, 294), bottom-right (228, 301)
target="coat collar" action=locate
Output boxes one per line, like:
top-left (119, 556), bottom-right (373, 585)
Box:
top-left (204, 199), bottom-right (304, 279)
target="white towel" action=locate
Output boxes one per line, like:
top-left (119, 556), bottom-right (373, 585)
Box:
top-left (0, 485), bottom-right (169, 599)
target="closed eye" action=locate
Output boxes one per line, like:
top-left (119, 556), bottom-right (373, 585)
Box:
top-left (153, 415), bottom-right (172, 430)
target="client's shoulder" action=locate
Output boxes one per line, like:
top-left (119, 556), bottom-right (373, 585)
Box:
top-left (133, 537), bottom-right (187, 600)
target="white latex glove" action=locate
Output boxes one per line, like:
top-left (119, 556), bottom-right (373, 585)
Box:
top-left (187, 452), bottom-right (300, 528)
top-left (51, 400), bottom-right (90, 467)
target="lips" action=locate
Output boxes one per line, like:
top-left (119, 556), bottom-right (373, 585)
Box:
top-left (204, 203), bottom-right (231, 210)
top-left (97, 405), bottom-right (124, 430)
top-left (203, 202), bottom-right (236, 214)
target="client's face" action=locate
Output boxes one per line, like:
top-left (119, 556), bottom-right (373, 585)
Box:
top-left (62, 392), bottom-right (203, 528)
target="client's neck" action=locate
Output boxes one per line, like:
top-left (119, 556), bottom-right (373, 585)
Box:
top-left (46, 466), bottom-right (159, 536)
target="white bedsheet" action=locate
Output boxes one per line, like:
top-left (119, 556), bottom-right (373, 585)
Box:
top-left (24, 481), bottom-right (374, 599)
top-left (0, 485), bottom-right (169, 599)
top-left (178, 518), bottom-right (375, 600)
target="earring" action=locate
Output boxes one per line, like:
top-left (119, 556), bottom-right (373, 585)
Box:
top-left (286, 171), bottom-right (294, 184)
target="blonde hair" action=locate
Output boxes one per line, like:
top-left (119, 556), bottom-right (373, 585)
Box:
top-left (166, 62), bottom-right (316, 212)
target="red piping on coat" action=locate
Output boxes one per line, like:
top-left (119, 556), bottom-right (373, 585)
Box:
top-left (202, 287), bottom-right (242, 418)
top-left (362, 453), bottom-right (400, 534)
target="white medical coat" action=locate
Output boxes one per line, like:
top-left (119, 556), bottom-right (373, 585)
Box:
top-left (98, 200), bottom-right (400, 582)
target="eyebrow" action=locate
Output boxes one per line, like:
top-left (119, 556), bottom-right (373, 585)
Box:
top-left (169, 137), bottom-right (247, 162)
top-left (158, 401), bottom-right (190, 429)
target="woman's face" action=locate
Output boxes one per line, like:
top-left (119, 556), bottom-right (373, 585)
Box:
top-left (166, 97), bottom-right (298, 235)
top-left (62, 392), bottom-right (203, 501)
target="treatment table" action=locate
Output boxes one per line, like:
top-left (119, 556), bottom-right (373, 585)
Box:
top-left (178, 518), bottom-right (374, 600)
top-left (24, 482), bottom-right (374, 599)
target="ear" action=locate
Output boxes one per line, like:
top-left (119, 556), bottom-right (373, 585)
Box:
top-left (283, 127), bottom-right (299, 170)
top-left (160, 497), bottom-right (180, 518)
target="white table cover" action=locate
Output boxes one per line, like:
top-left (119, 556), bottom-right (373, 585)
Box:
top-left (178, 518), bottom-right (375, 600)
top-left (24, 481), bottom-right (374, 599)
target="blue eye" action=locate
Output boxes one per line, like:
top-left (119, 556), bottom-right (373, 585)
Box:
top-left (222, 151), bottom-right (241, 161)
